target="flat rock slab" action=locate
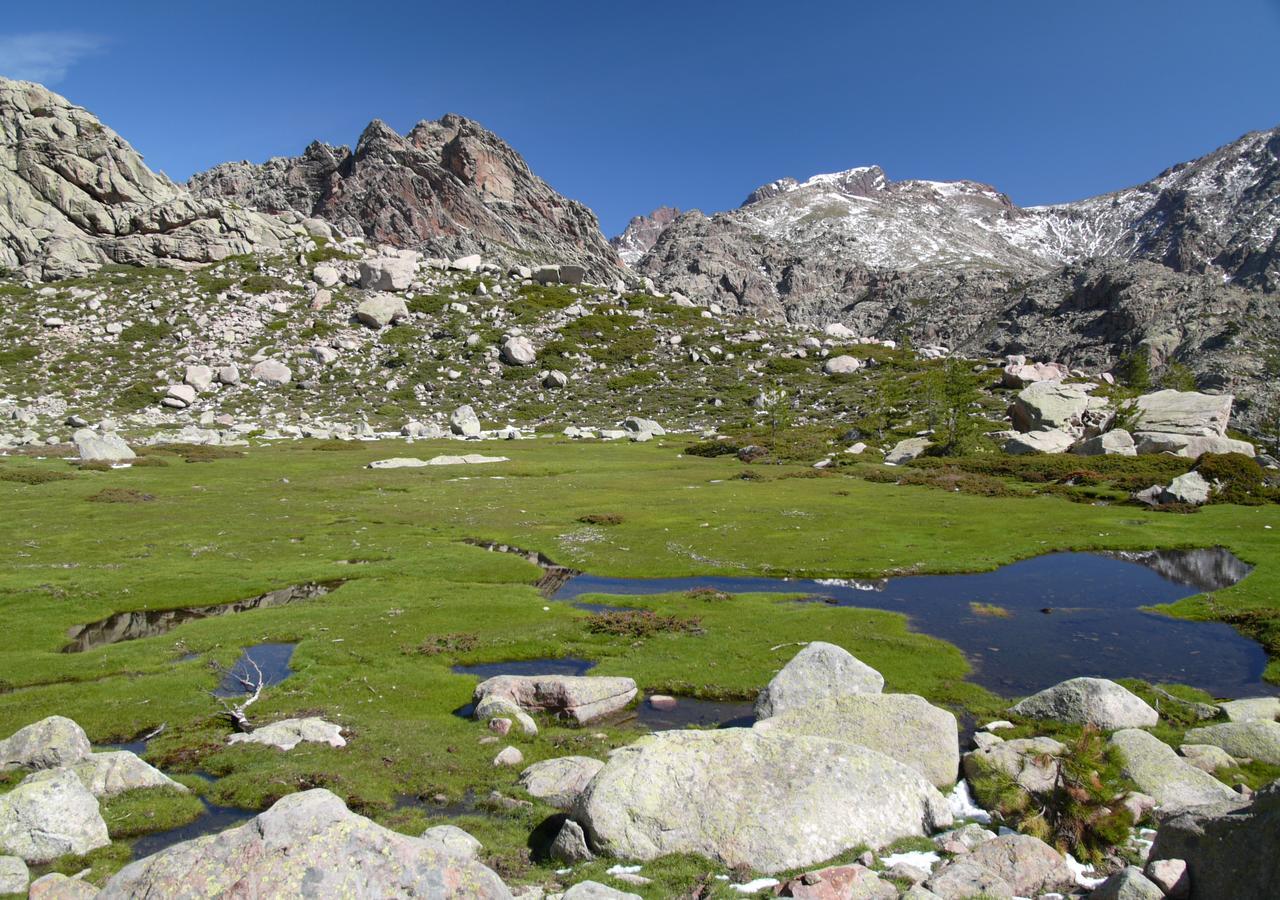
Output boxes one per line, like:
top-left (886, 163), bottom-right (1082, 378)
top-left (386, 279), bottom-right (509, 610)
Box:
top-left (1184, 720), bottom-right (1280, 765)
top-left (574, 728), bottom-right (951, 874)
top-left (227, 717), bottom-right (346, 751)
top-left (97, 789), bottom-right (511, 898)
top-left (474, 675), bottom-right (637, 725)
top-left (368, 455), bottom-right (510, 468)
top-left (1218, 697), bottom-right (1280, 723)
top-left (1110, 729), bottom-right (1237, 811)
top-left (754, 693), bottom-right (959, 788)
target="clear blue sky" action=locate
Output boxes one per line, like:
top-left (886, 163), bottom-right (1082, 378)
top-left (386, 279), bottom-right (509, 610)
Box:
top-left (4, 1), bottom-right (1279, 236)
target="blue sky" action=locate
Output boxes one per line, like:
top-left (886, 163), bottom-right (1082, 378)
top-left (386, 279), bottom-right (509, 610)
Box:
top-left (3, 1), bottom-right (1279, 236)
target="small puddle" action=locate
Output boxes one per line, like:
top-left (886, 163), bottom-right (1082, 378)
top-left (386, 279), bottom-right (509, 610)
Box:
top-left (63, 580), bottom-right (345, 652)
top-left (451, 657), bottom-right (597, 680)
top-left (214, 643), bottom-right (297, 697)
top-left (395, 788), bottom-right (480, 818)
top-left (473, 542), bottom-right (1267, 698)
top-left (622, 696), bottom-right (755, 731)
top-left (129, 799), bottom-right (256, 859)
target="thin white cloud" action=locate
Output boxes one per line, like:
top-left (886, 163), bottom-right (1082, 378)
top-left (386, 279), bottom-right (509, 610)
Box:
top-left (0, 32), bottom-right (105, 84)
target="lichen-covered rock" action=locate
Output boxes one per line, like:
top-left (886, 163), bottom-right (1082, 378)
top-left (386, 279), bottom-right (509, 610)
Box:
top-left (775, 863), bottom-right (896, 899)
top-left (1090, 866), bottom-right (1165, 900)
top-left (421, 824), bottom-right (482, 860)
top-left (1110, 729), bottom-right (1238, 812)
top-left (0, 855), bottom-right (29, 895)
top-left (226, 717), bottom-right (346, 751)
top-left (754, 693), bottom-right (958, 787)
top-left (1178, 743), bottom-right (1237, 773)
top-left (574, 728), bottom-right (951, 874)
top-left (0, 769), bottom-right (109, 863)
top-left (753, 642), bottom-right (884, 720)
top-left (518, 756), bottom-right (604, 809)
top-left (1009, 677), bottom-right (1158, 729)
top-left (1134, 390), bottom-right (1234, 437)
top-left (27, 872), bottom-right (98, 899)
top-left (548, 818), bottom-right (593, 864)
top-left (924, 860), bottom-right (1013, 899)
top-left (884, 437), bottom-right (931, 466)
top-left (1148, 782), bottom-right (1279, 900)
top-left (355, 293), bottom-right (409, 328)
top-left (0, 716), bottom-right (92, 772)
top-left (959, 833), bottom-right (1076, 897)
top-left (1184, 720), bottom-right (1280, 765)
top-left (473, 675), bottom-right (637, 725)
top-left (1218, 697), bottom-right (1280, 723)
top-left (962, 736), bottom-right (1064, 795)
top-left (67, 750), bottom-right (188, 797)
top-left (97, 789), bottom-right (511, 898)
top-left (249, 359), bottom-right (292, 386)
top-left (560, 882), bottom-right (641, 900)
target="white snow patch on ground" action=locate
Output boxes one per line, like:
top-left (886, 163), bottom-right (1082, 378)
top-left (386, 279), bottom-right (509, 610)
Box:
top-left (881, 850), bottom-right (940, 871)
top-left (731, 878), bottom-right (781, 894)
top-left (1065, 853), bottom-right (1106, 889)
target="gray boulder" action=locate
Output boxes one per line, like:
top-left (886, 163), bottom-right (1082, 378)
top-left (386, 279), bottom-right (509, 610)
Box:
top-left (226, 717), bottom-right (346, 751)
top-left (962, 736), bottom-right (1065, 795)
top-left (0, 716), bottom-right (91, 772)
top-left (548, 818), bottom-right (593, 864)
top-left (97, 789), bottom-right (511, 898)
top-left (1009, 381), bottom-right (1108, 435)
top-left (421, 824), bottom-right (482, 860)
top-left (1002, 428), bottom-right (1076, 455)
top-left (924, 860), bottom-right (1013, 899)
top-left (622, 417), bottom-right (664, 435)
top-left (753, 641), bottom-right (884, 720)
top-left (1073, 429), bottom-right (1137, 456)
top-left (250, 359), bottom-right (292, 386)
top-left (1178, 743), bottom-right (1237, 773)
top-left (1009, 677), bottom-right (1158, 729)
top-left (1110, 729), bottom-right (1238, 811)
top-left (71, 429), bottom-right (135, 462)
top-left (1149, 782), bottom-right (1280, 899)
top-left (753, 693), bottom-right (958, 788)
top-left (561, 882), bottom-right (641, 900)
top-left (573, 728), bottom-right (951, 873)
top-left (358, 254), bottom-right (418, 291)
top-left (1091, 866), bottom-right (1164, 900)
top-left (518, 756), bottom-right (604, 809)
top-left (27, 872), bottom-right (97, 898)
top-left (884, 437), bottom-right (930, 466)
top-left (1161, 471), bottom-right (1212, 506)
top-left (450, 404), bottom-right (481, 437)
top-left (500, 336), bottom-right (537, 366)
top-left (1218, 697), bottom-right (1280, 723)
top-left (0, 769), bottom-right (110, 863)
top-left (473, 675), bottom-right (637, 725)
top-left (1133, 432), bottom-right (1256, 458)
top-left (823, 355), bottom-right (862, 375)
top-left (959, 833), bottom-right (1077, 897)
top-left (1134, 390), bottom-right (1234, 437)
top-left (0, 856), bottom-right (28, 895)
top-left (355, 294), bottom-right (409, 328)
top-left (1184, 720), bottom-right (1280, 765)
top-left (67, 750), bottom-right (188, 797)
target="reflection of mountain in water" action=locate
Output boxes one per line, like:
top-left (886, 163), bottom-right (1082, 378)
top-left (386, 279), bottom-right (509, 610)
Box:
top-left (63, 581), bottom-right (344, 652)
top-left (1107, 548), bottom-right (1252, 593)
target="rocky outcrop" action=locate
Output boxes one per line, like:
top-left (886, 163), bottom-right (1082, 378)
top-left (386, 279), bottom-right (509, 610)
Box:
top-left (1, 78), bottom-right (291, 280)
top-left (1148, 782), bottom-right (1280, 900)
top-left (573, 728), bottom-right (951, 873)
top-left (753, 642), bottom-right (884, 720)
top-left (1009, 677), bottom-right (1159, 729)
top-left (190, 114), bottom-right (622, 281)
top-left (98, 788), bottom-right (511, 898)
top-left (611, 205), bottom-right (681, 265)
top-left (754, 693), bottom-right (959, 788)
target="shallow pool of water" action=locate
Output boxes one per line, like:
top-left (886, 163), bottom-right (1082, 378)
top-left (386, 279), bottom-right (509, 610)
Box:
top-left (214, 643), bottom-right (297, 697)
top-left (129, 799), bottom-right (255, 859)
top-left (620, 696), bottom-right (756, 731)
top-left (552, 548), bottom-right (1270, 698)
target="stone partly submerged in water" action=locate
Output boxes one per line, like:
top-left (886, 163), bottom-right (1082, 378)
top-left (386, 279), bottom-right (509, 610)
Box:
top-left (1009, 677), bottom-right (1158, 729)
top-left (753, 641), bottom-right (884, 720)
top-left (573, 728), bottom-right (951, 874)
top-left (753, 693), bottom-right (959, 788)
top-left (473, 674), bottom-right (637, 725)
top-left (97, 789), bottom-right (512, 898)
top-left (0, 769), bottom-right (110, 864)
top-left (0, 716), bottom-right (92, 772)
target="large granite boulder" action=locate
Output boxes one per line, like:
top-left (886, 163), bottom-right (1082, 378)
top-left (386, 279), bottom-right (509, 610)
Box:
top-left (473, 675), bottom-right (636, 725)
top-left (754, 693), bottom-right (958, 788)
top-left (1148, 782), bottom-right (1280, 900)
top-left (355, 293), bottom-right (409, 328)
top-left (573, 728), bottom-right (951, 874)
top-left (1009, 381), bottom-right (1109, 436)
top-left (1134, 390), bottom-right (1234, 437)
top-left (1110, 729), bottom-right (1238, 811)
top-left (499, 335), bottom-right (537, 366)
top-left (959, 833), bottom-right (1077, 897)
top-left (450, 404), bottom-right (481, 436)
top-left (1218, 697), bottom-right (1280, 723)
top-left (518, 756), bottom-right (604, 809)
top-left (884, 437), bottom-right (930, 466)
top-left (67, 750), bottom-right (188, 797)
top-left (0, 716), bottom-right (91, 772)
top-left (97, 788), bottom-right (511, 898)
top-left (358, 252), bottom-right (418, 291)
top-left (753, 642), bottom-right (884, 720)
top-left (1073, 429), bottom-right (1137, 457)
top-left (1184, 720), bottom-right (1280, 765)
top-left (0, 856), bottom-right (28, 895)
top-left (0, 769), bottom-right (110, 863)
top-left (71, 429), bottom-right (135, 462)
top-left (924, 860), bottom-right (1013, 899)
top-left (1009, 677), bottom-right (1158, 729)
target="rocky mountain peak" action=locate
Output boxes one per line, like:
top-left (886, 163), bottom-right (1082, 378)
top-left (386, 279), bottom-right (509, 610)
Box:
top-left (610, 205), bottom-right (682, 264)
top-left (0, 77), bottom-right (291, 280)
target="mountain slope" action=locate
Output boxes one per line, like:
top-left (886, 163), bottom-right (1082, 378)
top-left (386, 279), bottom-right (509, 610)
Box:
top-left (611, 205), bottom-right (681, 264)
top-left (0, 78), bottom-right (292, 280)
top-left (190, 115), bottom-right (623, 281)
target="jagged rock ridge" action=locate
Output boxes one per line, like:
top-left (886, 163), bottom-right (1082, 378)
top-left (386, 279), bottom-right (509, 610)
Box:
top-left (611, 205), bottom-right (681, 264)
top-left (190, 115), bottom-right (622, 281)
top-left (0, 78), bottom-right (292, 280)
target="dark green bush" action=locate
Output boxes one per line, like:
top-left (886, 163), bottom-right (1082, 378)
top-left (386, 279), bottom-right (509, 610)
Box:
top-left (1195, 452), bottom-right (1268, 505)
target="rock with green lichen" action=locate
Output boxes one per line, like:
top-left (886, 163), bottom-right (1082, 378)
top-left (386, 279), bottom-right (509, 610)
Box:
top-left (0, 716), bottom-right (91, 772)
top-left (1110, 729), bottom-right (1238, 811)
top-left (97, 788), bottom-right (511, 898)
top-left (0, 768), bottom-right (110, 863)
top-left (574, 728), bottom-right (950, 874)
top-left (1184, 719), bottom-right (1280, 765)
top-left (753, 692), bottom-right (958, 788)
top-left (753, 641), bottom-right (884, 720)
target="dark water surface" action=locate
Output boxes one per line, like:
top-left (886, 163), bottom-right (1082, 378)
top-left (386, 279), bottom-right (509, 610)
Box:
top-left (213, 643), bottom-right (297, 697)
top-left (553, 548), bottom-right (1269, 698)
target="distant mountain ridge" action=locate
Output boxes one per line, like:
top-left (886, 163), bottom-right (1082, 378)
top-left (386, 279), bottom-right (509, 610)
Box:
top-left (190, 115), bottom-right (623, 281)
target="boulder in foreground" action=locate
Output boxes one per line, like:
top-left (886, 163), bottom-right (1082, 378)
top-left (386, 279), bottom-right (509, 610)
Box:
top-left (0, 769), bottom-right (110, 863)
top-left (574, 728), bottom-right (951, 873)
top-left (98, 788), bottom-right (511, 898)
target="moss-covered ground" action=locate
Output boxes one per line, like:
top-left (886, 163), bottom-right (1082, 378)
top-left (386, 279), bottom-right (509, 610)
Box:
top-left (1, 439), bottom-right (1277, 893)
